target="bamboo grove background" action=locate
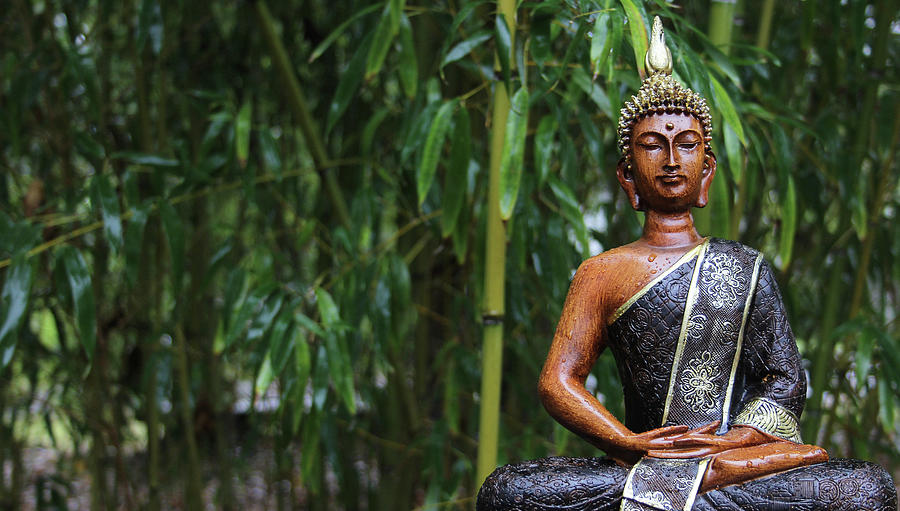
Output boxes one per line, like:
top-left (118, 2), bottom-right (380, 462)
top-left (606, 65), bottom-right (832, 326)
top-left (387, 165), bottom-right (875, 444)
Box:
top-left (1, 0), bottom-right (898, 509)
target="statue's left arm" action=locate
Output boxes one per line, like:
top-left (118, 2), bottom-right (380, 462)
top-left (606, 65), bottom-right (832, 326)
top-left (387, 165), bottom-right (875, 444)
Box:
top-left (730, 259), bottom-right (805, 442)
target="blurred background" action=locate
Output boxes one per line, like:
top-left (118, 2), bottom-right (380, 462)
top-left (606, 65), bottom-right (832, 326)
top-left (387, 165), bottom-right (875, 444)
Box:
top-left (0, 0), bottom-right (898, 509)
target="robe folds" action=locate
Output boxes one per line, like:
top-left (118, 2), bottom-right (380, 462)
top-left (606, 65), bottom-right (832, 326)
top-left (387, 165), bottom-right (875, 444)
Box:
top-left (477, 239), bottom-right (897, 511)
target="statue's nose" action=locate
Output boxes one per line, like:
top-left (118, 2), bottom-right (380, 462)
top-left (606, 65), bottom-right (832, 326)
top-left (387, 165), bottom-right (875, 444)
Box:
top-left (664, 150), bottom-right (679, 172)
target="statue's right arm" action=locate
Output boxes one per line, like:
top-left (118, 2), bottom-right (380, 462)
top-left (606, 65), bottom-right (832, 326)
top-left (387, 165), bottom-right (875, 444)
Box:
top-left (538, 259), bottom-right (688, 463)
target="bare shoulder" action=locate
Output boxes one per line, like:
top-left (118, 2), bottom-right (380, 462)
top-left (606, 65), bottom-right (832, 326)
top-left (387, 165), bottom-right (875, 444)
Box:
top-left (576, 244), bottom-right (643, 281)
top-left (568, 244), bottom-right (650, 314)
top-left (573, 241), bottom-right (695, 318)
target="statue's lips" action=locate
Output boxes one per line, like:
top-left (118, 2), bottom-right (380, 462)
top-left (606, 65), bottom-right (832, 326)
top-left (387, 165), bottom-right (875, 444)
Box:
top-left (657, 175), bottom-right (686, 184)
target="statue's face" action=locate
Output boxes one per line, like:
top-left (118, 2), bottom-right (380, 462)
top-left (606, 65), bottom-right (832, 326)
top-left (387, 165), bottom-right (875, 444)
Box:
top-left (617, 112), bottom-right (715, 213)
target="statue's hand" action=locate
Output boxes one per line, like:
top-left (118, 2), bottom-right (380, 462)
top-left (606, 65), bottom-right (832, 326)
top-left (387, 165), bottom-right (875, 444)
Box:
top-left (646, 424), bottom-right (773, 459)
top-left (609, 424), bottom-right (691, 464)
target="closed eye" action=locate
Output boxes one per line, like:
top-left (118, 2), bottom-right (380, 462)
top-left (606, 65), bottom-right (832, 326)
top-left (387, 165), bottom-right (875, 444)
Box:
top-left (638, 143), bottom-right (662, 151)
top-left (678, 142), bottom-right (698, 150)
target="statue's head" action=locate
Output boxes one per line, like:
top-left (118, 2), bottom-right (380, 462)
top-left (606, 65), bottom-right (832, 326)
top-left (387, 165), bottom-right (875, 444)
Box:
top-left (616, 17), bottom-right (716, 213)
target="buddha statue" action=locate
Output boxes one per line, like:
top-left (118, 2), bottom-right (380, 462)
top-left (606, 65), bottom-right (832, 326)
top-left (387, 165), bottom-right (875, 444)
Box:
top-left (476, 17), bottom-right (897, 511)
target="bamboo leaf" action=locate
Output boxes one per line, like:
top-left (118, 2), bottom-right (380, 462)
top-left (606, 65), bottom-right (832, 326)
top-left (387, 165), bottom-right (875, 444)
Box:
top-left (397, 14), bottom-right (418, 98)
top-left (441, 107), bottom-right (470, 237)
top-left (224, 284), bottom-right (275, 352)
top-left (159, 201), bottom-right (185, 297)
top-left (308, 2), bottom-right (383, 62)
top-left (111, 151), bottom-right (179, 167)
top-left (296, 331), bottom-right (311, 394)
top-left (235, 99), bottom-right (252, 169)
top-left (315, 288), bottom-right (355, 414)
top-left (296, 312), bottom-right (327, 338)
top-left (300, 404), bottom-right (322, 488)
top-left (856, 325), bottom-right (874, 389)
top-left (258, 128), bottom-right (282, 176)
top-left (401, 101), bottom-right (439, 164)
top-left (254, 352), bottom-right (275, 395)
top-left (365, 0), bottom-right (405, 81)
top-left (291, 332), bottom-right (311, 435)
top-left (723, 123), bottom-right (742, 185)
top-left (327, 31), bottom-right (373, 134)
top-left (0, 257), bottom-right (33, 368)
top-left (417, 99), bottom-right (457, 206)
top-left (90, 174), bottom-right (123, 255)
top-left (619, 0), bottom-right (648, 73)
top-left (548, 175), bottom-right (589, 259)
top-left (709, 74), bottom-right (746, 146)
top-left (324, 333), bottom-right (355, 414)
top-left (534, 115), bottom-right (556, 187)
top-left (0, 214), bottom-right (41, 258)
top-left (447, 0), bottom-right (488, 39)
top-left (75, 133), bottom-right (106, 161)
top-left (315, 288), bottom-right (340, 328)
top-left (606, 8), bottom-right (624, 88)
top-left (124, 205), bottom-right (149, 286)
top-left (58, 247), bottom-right (96, 362)
top-left (268, 312), bottom-right (294, 376)
top-left (499, 87), bottom-right (530, 220)
top-left (362, 107), bottom-right (389, 156)
top-left (572, 67), bottom-right (612, 118)
top-left (222, 269), bottom-right (247, 338)
top-left (452, 162), bottom-right (475, 264)
top-left (707, 162), bottom-right (731, 237)
top-left (778, 175), bottom-right (796, 268)
top-left (879, 378), bottom-right (896, 433)
top-left (590, 10), bottom-right (611, 77)
top-left (441, 31), bottom-right (491, 70)
top-left (704, 44), bottom-right (741, 88)
top-left (495, 14), bottom-right (512, 92)
top-left (246, 293), bottom-right (284, 343)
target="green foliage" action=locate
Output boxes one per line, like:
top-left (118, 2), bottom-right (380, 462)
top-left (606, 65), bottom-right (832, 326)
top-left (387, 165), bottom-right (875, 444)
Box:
top-left (0, 0), bottom-right (898, 508)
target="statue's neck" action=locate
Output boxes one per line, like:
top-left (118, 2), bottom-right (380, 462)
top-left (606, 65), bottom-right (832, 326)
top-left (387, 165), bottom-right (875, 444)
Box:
top-left (640, 210), bottom-right (703, 248)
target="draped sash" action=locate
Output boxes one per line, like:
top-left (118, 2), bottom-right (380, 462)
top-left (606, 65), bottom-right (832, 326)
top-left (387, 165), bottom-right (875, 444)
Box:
top-left (614, 239), bottom-right (763, 511)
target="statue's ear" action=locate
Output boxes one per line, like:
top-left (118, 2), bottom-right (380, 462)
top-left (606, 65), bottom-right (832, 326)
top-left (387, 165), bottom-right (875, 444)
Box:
top-left (616, 157), bottom-right (642, 211)
top-left (696, 151), bottom-right (717, 208)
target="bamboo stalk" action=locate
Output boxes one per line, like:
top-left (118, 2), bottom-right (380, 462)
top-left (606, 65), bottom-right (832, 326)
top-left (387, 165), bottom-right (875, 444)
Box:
top-left (804, 255), bottom-right (845, 443)
top-left (253, 0), bottom-right (351, 229)
top-left (174, 324), bottom-right (203, 510)
top-left (754, 0), bottom-right (776, 50)
top-left (476, 0), bottom-right (516, 487)
top-left (849, 107), bottom-right (900, 318)
top-left (848, 0), bottom-right (895, 318)
top-left (708, 0), bottom-right (737, 56)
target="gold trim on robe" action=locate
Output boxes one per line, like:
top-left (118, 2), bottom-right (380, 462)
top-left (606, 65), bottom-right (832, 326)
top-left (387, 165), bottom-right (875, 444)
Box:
top-left (733, 397), bottom-right (803, 443)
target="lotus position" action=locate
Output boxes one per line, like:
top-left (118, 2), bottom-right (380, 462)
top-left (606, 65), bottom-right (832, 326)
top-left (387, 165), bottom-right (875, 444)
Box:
top-left (477, 17), bottom-right (897, 511)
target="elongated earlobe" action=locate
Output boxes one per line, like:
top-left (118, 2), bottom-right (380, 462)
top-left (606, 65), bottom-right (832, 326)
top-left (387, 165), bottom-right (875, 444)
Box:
top-left (695, 151), bottom-right (717, 208)
top-left (616, 157), bottom-right (643, 211)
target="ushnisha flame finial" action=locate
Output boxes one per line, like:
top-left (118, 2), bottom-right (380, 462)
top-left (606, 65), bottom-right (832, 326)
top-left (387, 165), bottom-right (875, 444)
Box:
top-left (644, 16), bottom-right (673, 76)
top-left (616, 16), bottom-right (713, 154)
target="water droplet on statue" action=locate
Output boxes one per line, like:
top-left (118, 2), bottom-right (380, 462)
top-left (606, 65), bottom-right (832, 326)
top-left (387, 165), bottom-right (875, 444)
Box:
top-left (746, 461), bottom-right (753, 468)
top-left (650, 269), bottom-right (657, 274)
top-left (648, 254), bottom-right (657, 262)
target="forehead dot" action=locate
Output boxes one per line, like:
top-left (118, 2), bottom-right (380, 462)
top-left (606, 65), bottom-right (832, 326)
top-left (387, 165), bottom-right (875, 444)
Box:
top-left (665, 122), bottom-right (675, 131)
